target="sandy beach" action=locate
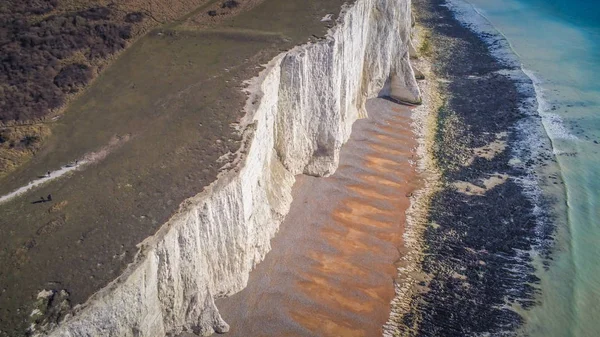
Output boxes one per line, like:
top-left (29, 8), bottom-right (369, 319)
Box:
top-left (216, 98), bottom-right (419, 336)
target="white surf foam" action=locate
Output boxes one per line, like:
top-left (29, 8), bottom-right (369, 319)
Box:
top-left (444, 0), bottom-right (577, 143)
top-left (523, 69), bottom-right (579, 141)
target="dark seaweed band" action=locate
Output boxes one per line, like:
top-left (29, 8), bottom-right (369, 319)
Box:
top-left (394, 0), bottom-right (556, 335)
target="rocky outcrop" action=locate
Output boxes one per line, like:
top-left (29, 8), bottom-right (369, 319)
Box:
top-left (41, 0), bottom-right (419, 336)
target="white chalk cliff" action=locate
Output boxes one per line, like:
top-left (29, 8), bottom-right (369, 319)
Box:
top-left (43, 0), bottom-right (420, 335)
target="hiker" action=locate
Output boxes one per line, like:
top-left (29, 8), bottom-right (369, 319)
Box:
top-left (47, 194), bottom-right (52, 202)
top-left (47, 171), bottom-right (51, 177)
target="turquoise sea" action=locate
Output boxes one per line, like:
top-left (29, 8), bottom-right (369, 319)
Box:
top-left (453, 0), bottom-right (600, 336)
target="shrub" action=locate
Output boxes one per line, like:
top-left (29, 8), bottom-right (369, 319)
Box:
top-left (125, 12), bottom-right (144, 23)
top-left (20, 135), bottom-right (40, 147)
top-left (0, 2), bottom-right (133, 123)
top-left (53, 64), bottom-right (92, 93)
top-left (221, 0), bottom-right (239, 9)
top-left (77, 7), bottom-right (111, 21)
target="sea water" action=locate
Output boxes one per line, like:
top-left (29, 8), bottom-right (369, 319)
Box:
top-left (449, 0), bottom-right (600, 336)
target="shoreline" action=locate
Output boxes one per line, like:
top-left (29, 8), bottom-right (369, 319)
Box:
top-left (385, 0), bottom-right (559, 335)
top-left (216, 97), bottom-right (420, 337)
top-left (445, 1), bottom-right (600, 335)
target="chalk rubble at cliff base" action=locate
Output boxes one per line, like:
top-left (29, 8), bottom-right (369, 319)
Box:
top-left (38, 0), bottom-right (421, 335)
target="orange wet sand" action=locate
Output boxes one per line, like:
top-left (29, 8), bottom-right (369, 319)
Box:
top-left (216, 98), bottom-right (419, 337)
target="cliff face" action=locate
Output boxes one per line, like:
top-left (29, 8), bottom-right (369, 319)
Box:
top-left (44, 0), bottom-right (419, 335)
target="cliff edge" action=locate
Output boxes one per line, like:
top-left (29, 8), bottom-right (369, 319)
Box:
top-left (40, 0), bottom-right (420, 335)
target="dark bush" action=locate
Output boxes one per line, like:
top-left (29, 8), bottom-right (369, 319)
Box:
top-left (1, 0), bottom-right (58, 15)
top-left (76, 7), bottom-right (111, 21)
top-left (221, 0), bottom-right (239, 9)
top-left (0, 1), bottom-right (134, 123)
top-left (53, 64), bottom-right (92, 93)
top-left (125, 12), bottom-right (144, 23)
top-left (207, 10), bottom-right (217, 17)
top-left (20, 135), bottom-right (39, 147)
